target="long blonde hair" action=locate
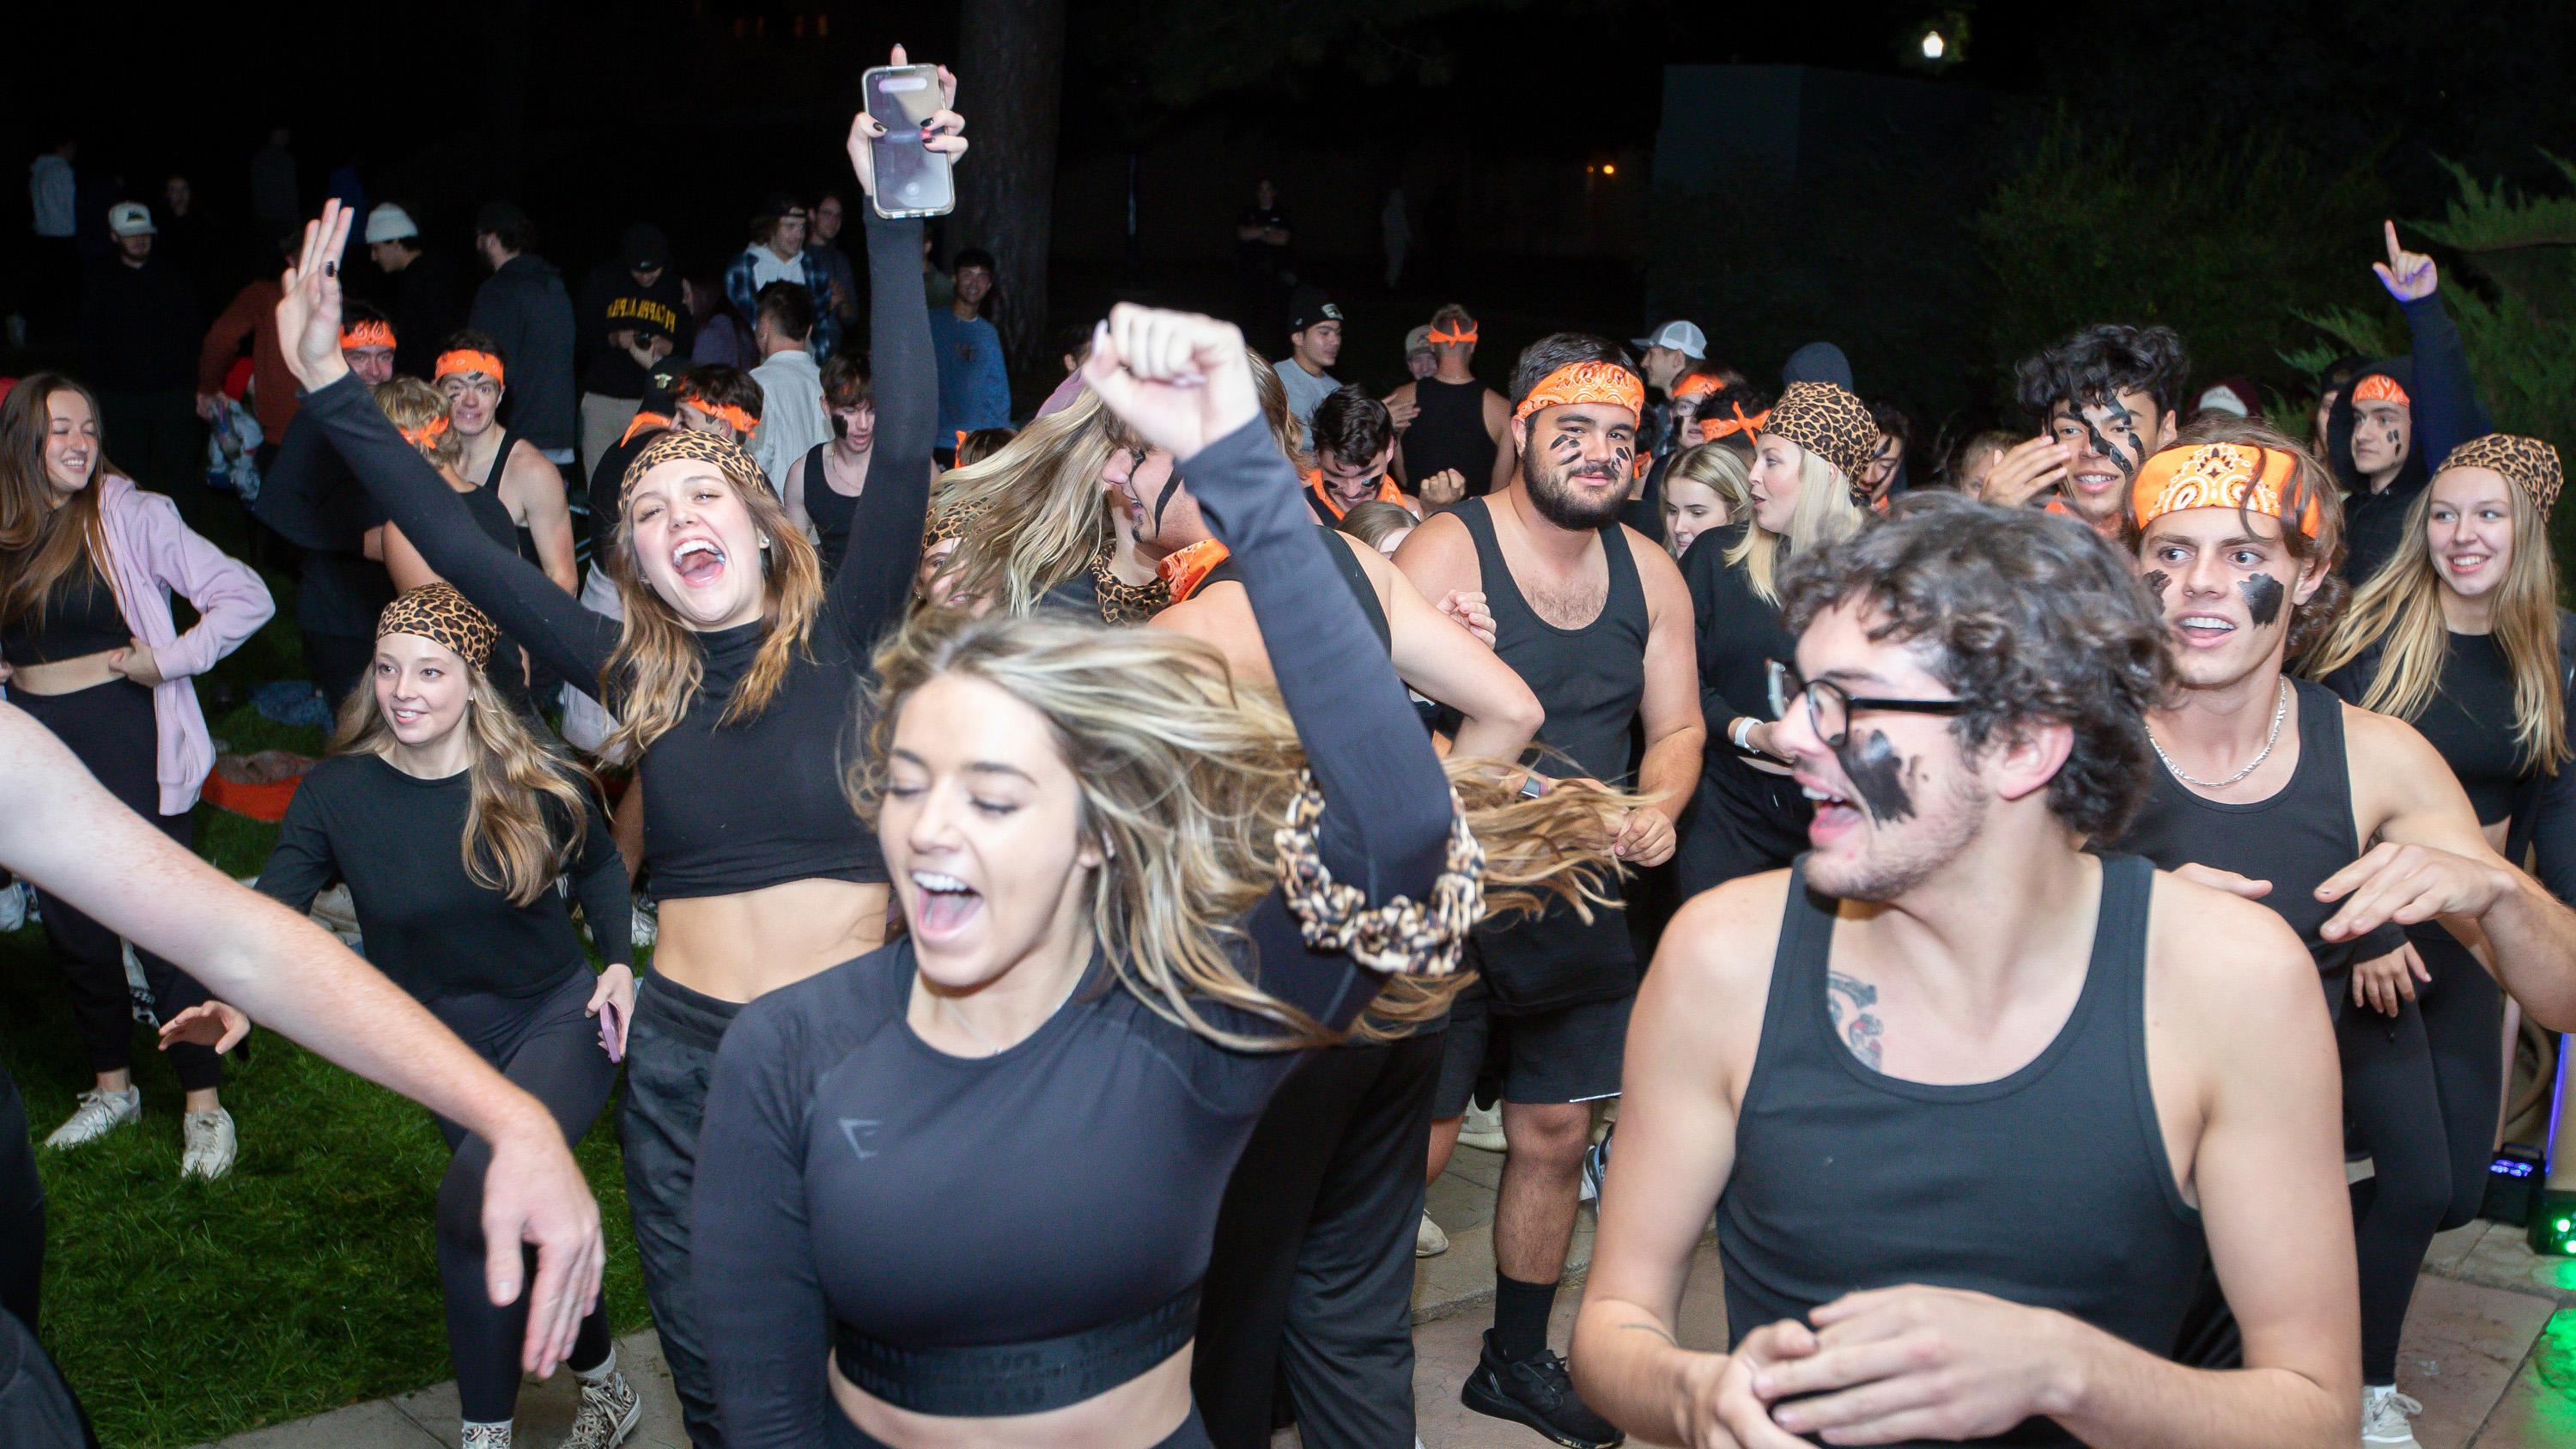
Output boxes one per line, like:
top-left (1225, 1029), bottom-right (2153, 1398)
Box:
top-left (933, 389), bottom-right (1124, 616)
top-left (2306, 471), bottom-right (2567, 775)
top-left (602, 452), bottom-right (825, 759)
top-left (1726, 443), bottom-right (1865, 606)
top-left (332, 654), bottom-right (597, 905)
top-left (849, 610), bottom-right (1630, 1049)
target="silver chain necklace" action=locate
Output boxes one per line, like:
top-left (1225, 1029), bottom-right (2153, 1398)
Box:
top-left (2148, 679), bottom-right (2290, 789)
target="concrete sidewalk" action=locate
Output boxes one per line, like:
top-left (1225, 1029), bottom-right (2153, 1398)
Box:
top-left (198, 1141), bottom-right (2576, 1447)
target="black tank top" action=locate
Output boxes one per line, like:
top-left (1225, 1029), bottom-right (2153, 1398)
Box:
top-left (0, 556), bottom-right (128, 666)
top-left (1720, 855), bottom-right (2202, 1447)
top-left (2326, 632), bottom-right (2523, 825)
top-left (798, 441), bottom-right (861, 582)
top-left (1460, 495), bottom-right (1650, 1009)
top-left (2112, 677), bottom-right (2404, 983)
top-left (477, 427), bottom-right (547, 573)
top-left (1400, 377), bottom-right (1499, 497)
top-left (1200, 529), bottom-right (1390, 650)
top-left (454, 445), bottom-right (538, 706)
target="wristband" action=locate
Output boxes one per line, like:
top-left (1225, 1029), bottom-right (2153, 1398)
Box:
top-left (1730, 716), bottom-right (1758, 753)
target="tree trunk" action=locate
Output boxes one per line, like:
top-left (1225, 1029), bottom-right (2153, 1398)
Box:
top-left (955, 0), bottom-right (1066, 379)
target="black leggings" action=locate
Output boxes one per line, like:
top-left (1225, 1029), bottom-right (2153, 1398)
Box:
top-left (2338, 982), bottom-right (2450, 1386)
top-left (426, 970), bottom-right (617, 1422)
top-left (13, 680), bottom-right (222, 1093)
top-left (2408, 925), bottom-right (2506, 1231)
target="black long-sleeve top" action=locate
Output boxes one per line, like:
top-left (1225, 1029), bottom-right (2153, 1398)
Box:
top-left (249, 409), bottom-right (395, 637)
top-left (690, 417), bottom-right (1455, 1446)
top-left (2324, 612), bottom-right (2576, 906)
top-left (1682, 523), bottom-right (1799, 795)
top-left (308, 210), bottom-right (936, 898)
top-left (256, 753), bottom-right (631, 1002)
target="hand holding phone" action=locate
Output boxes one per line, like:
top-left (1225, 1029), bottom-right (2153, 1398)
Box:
top-left (851, 46), bottom-right (967, 219)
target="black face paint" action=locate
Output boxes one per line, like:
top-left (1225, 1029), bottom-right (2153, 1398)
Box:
top-left (2141, 569), bottom-right (2171, 600)
top-left (2069, 396), bottom-right (2142, 484)
top-left (1836, 728), bottom-right (1917, 826)
top-left (1547, 431), bottom-right (1583, 463)
top-left (2240, 574), bottom-right (2286, 628)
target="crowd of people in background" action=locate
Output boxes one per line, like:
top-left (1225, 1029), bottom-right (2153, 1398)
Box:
top-left (3, 62), bottom-right (2574, 1449)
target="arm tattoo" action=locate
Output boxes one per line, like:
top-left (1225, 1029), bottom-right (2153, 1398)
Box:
top-left (1826, 970), bottom-right (1886, 1071)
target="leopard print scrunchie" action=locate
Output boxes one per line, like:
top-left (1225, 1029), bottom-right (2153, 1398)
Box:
top-left (1275, 773), bottom-right (1485, 977)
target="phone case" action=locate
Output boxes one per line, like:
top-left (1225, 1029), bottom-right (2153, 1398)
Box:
top-left (862, 64), bottom-right (957, 219)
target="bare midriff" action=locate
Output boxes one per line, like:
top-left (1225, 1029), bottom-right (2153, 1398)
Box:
top-left (9, 650), bottom-right (123, 695)
top-left (831, 1343), bottom-right (1192, 1449)
top-left (653, 879), bottom-right (891, 1003)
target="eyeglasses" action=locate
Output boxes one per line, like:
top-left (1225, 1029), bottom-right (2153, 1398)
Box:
top-left (1767, 661), bottom-right (1968, 750)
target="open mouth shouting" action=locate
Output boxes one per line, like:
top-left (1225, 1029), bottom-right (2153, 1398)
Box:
top-left (671, 536), bottom-right (728, 588)
top-left (909, 869), bottom-right (983, 942)
top-left (1799, 776), bottom-right (1862, 846)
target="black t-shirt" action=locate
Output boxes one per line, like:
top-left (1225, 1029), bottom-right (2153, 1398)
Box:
top-left (256, 753), bottom-right (631, 1002)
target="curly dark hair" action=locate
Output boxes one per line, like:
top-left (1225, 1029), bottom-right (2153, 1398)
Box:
top-left (1780, 492), bottom-right (2175, 841)
top-left (1311, 386), bottom-right (1395, 466)
top-left (1509, 332), bottom-right (1633, 405)
top-left (2157, 412), bottom-right (2351, 660)
top-left (2014, 323), bottom-right (2191, 427)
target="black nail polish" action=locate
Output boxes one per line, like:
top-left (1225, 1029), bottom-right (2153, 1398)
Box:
top-left (324, 261), bottom-right (337, 277)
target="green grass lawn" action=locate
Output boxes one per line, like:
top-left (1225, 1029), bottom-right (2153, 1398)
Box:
top-left (3, 583), bottom-right (651, 1446)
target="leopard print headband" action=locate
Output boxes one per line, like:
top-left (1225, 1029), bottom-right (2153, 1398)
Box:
top-left (2439, 433), bottom-right (2564, 515)
top-left (376, 583), bottom-right (498, 670)
top-left (1764, 381), bottom-right (1878, 483)
top-left (621, 425), bottom-right (772, 502)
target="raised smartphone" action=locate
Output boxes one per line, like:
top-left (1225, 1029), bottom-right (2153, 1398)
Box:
top-left (862, 64), bottom-right (957, 219)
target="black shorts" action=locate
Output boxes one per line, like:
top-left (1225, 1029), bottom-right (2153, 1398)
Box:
top-left (1432, 987), bottom-right (1632, 1118)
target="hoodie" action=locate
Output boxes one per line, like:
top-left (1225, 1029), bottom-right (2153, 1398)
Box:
top-left (467, 251), bottom-right (579, 454)
top-left (2326, 294), bottom-right (2488, 585)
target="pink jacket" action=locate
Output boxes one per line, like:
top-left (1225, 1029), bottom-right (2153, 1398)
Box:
top-left (92, 475), bottom-right (275, 814)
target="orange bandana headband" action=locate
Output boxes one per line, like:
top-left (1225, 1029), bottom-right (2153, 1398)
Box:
top-left (677, 390), bottom-right (761, 441)
top-left (1673, 374), bottom-right (1722, 403)
top-left (1427, 321), bottom-right (1477, 345)
top-left (340, 320), bottom-right (397, 351)
top-left (618, 410), bottom-right (671, 447)
top-left (2352, 374), bottom-right (2409, 406)
top-left (434, 350), bottom-right (506, 386)
top-left (398, 414), bottom-right (450, 450)
top-left (1699, 402), bottom-right (1769, 444)
top-left (1156, 539), bottom-right (1232, 605)
top-left (2131, 442), bottom-right (2320, 538)
top-left (1513, 361), bottom-right (1644, 424)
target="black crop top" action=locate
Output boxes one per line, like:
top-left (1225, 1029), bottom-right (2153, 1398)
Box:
top-left (0, 557), bottom-right (128, 666)
top-left (690, 417), bottom-right (1456, 1445)
top-left (255, 753), bottom-right (632, 1002)
top-left (308, 209), bottom-right (935, 899)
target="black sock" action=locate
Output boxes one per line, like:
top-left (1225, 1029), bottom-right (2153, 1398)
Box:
top-left (1492, 1273), bottom-right (1559, 1361)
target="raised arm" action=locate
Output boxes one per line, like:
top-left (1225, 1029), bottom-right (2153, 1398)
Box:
top-left (819, 57), bottom-right (963, 648)
top-left (0, 705), bottom-right (603, 1376)
top-left (276, 203), bottom-right (618, 691)
top-left (1088, 306), bottom-right (1453, 907)
top-left (2376, 222), bottom-right (2490, 463)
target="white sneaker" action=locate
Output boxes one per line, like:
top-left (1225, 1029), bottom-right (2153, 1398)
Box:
top-left (182, 1108), bottom-right (238, 1181)
top-left (461, 1423), bottom-right (513, 1449)
top-left (565, 1366), bottom-right (642, 1448)
top-left (1417, 1210), bottom-right (1450, 1257)
top-left (45, 1087), bottom-right (140, 1148)
top-left (1458, 1099), bottom-right (1506, 1153)
top-left (2361, 1385), bottom-right (2422, 1447)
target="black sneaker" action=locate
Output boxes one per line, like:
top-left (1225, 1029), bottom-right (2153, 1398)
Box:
top-left (1461, 1330), bottom-right (1625, 1447)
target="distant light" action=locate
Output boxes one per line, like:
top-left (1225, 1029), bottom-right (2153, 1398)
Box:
top-left (1602, 163), bottom-right (1618, 177)
top-left (1921, 29), bottom-right (1946, 59)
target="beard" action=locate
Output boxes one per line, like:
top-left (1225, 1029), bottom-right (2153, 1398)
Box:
top-left (1805, 772), bottom-right (1990, 904)
top-left (1522, 449), bottom-right (1628, 531)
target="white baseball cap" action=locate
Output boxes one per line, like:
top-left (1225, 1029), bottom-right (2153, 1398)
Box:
top-left (106, 202), bottom-right (155, 238)
top-left (1632, 320), bottom-right (1706, 359)
top-left (365, 204), bottom-right (420, 245)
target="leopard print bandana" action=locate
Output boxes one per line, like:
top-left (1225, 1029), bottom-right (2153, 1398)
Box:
top-left (2440, 434), bottom-right (2563, 515)
top-left (1764, 381), bottom-right (1878, 482)
top-left (621, 426), bottom-right (771, 502)
top-left (377, 583), bottom-right (498, 670)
